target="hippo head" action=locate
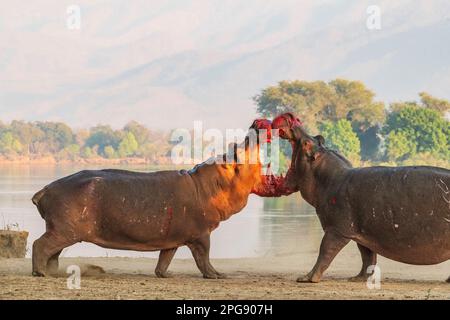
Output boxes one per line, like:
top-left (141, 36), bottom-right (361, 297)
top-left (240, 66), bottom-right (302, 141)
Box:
top-left (271, 112), bottom-right (303, 141)
top-left (220, 118), bottom-right (280, 196)
top-left (272, 113), bottom-right (326, 185)
top-left (250, 118), bottom-right (272, 143)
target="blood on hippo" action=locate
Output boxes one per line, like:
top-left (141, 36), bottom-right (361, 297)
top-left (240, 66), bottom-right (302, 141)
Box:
top-left (161, 206), bottom-right (173, 237)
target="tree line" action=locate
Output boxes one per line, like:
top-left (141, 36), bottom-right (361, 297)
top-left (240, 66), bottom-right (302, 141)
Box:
top-left (254, 79), bottom-right (449, 167)
top-left (0, 120), bottom-right (171, 162)
top-left (1, 78), bottom-right (449, 167)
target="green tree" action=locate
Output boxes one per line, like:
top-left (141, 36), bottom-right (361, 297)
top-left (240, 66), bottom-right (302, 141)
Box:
top-left (35, 122), bottom-right (74, 153)
top-left (117, 132), bottom-right (138, 157)
top-left (58, 144), bottom-right (80, 161)
top-left (254, 79), bottom-right (385, 160)
top-left (103, 145), bottom-right (116, 159)
top-left (85, 125), bottom-right (120, 156)
top-left (9, 120), bottom-right (45, 154)
top-left (124, 121), bottom-right (151, 146)
top-left (0, 132), bottom-right (23, 154)
top-left (385, 131), bottom-right (416, 161)
top-left (81, 146), bottom-right (95, 158)
top-left (383, 106), bottom-right (449, 160)
top-left (319, 119), bottom-right (361, 164)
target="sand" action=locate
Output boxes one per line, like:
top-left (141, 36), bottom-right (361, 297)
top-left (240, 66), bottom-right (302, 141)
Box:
top-left (0, 244), bottom-right (449, 300)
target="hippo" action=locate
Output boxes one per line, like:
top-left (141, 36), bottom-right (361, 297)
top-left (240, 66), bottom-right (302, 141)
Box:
top-left (31, 119), bottom-right (282, 278)
top-left (272, 112), bottom-right (450, 283)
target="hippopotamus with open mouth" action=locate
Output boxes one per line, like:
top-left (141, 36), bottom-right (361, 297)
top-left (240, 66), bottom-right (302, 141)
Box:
top-left (31, 119), bottom-right (290, 278)
top-left (273, 112), bottom-right (450, 283)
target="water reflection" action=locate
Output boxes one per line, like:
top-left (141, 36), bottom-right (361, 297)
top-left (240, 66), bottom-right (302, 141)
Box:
top-left (0, 165), bottom-right (323, 259)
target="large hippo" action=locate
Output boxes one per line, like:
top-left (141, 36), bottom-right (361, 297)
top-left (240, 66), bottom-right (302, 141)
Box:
top-left (272, 112), bottom-right (450, 283)
top-left (31, 119), bottom-right (281, 278)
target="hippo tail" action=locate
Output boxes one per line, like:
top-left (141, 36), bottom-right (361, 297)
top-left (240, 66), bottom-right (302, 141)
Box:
top-left (32, 187), bottom-right (48, 219)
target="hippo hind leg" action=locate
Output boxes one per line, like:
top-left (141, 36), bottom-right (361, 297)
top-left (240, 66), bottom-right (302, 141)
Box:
top-left (187, 235), bottom-right (226, 279)
top-left (348, 243), bottom-right (377, 282)
top-left (32, 232), bottom-right (75, 277)
top-left (155, 247), bottom-right (177, 278)
top-left (46, 250), bottom-right (63, 276)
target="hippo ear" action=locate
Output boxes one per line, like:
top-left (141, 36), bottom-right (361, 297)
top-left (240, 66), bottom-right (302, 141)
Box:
top-left (315, 135), bottom-right (325, 146)
top-left (302, 140), bottom-right (320, 161)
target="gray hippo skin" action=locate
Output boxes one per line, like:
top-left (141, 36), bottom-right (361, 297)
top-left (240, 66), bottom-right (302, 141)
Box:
top-left (31, 119), bottom-right (277, 278)
top-left (272, 113), bottom-right (450, 283)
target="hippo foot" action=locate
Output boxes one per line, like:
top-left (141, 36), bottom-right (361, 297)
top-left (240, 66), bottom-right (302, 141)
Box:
top-left (155, 271), bottom-right (172, 278)
top-left (348, 275), bottom-right (370, 282)
top-left (32, 271), bottom-right (46, 277)
top-left (296, 275), bottom-right (319, 283)
top-left (215, 272), bottom-right (227, 279)
top-left (203, 272), bottom-right (227, 279)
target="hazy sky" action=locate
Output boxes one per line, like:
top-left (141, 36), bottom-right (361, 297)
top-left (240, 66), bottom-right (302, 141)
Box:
top-left (1, 0), bottom-right (449, 130)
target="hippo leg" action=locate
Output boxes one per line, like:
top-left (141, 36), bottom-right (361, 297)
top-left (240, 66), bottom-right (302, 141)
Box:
top-left (187, 235), bottom-right (226, 279)
top-left (348, 244), bottom-right (377, 282)
top-left (46, 250), bottom-right (63, 276)
top-left (32, 232), bottom-right (74, 277)
top-left (155, 248), bottom-right (178, 278)
top-left (297, 231), bottom-right (350, 283)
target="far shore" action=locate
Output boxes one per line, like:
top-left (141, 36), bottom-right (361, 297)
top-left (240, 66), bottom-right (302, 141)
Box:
top-left (0, 156), bottom-right (175, 167)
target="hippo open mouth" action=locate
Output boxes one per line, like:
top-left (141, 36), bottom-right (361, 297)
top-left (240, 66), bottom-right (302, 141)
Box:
top-left (250, 117), bottom-right (298, 197)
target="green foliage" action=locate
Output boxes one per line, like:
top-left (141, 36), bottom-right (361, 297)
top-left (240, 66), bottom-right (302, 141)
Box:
top-left (254, 79), bottom-right (385, 160)
top-left (57, 144), bottom-right (80, 161)
top-left (0, 132), bottom-right (23, 154)
top-left (81, 146), bottom-right (95, 159)
top-left (124, 121), bottom-right (151, 146)
top-left (383, 106), bottom-right (449, 161)
top-left (0, 120), bottom-right (168, 162)
top-left (385, 131), bottom-right (416, 161)
top-left (117, 132), bottom-right (139, 157)
top-left (85, 125), bottom-right (120, 156)
top-left (103, 145), bottom-right (116, 159)
top-left (35, 122), bottom-right (74, 153)
top-left (319, 119), bottom-right (361, 164)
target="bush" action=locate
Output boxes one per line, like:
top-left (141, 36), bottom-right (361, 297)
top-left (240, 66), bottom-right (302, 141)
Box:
top-left (320, 119), bottom-right (361, 164)
top-left (383, 106), bottom-right (449, 161)
top-left (104, 145), bottom-right (116, 159)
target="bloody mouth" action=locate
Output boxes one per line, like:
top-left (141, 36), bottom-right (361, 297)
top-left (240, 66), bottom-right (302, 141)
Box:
top-left (249, 119), bottom-right (296, 197)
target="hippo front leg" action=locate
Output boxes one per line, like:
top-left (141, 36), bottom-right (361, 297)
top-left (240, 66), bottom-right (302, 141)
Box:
top-left (297, 230), bottom-right (349, 283)
top-left (187, 234), bottom-right (226, 279)
top-left (348, 243), bottom-right (377, 282)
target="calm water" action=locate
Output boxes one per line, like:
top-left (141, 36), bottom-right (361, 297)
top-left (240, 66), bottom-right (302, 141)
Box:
top-left (0, 165), bottom-right (323, 259)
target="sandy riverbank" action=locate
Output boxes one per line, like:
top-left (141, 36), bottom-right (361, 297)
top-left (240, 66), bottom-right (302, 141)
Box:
top-left (0, 244), bottom-right (448, 300)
